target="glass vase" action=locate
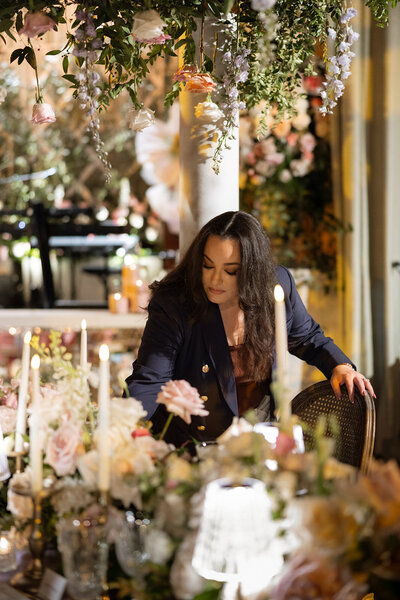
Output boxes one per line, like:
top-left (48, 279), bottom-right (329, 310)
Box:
top-left (57, 516), bottom-right (108, 600)
top-left (114, 510), bottom-right (151, 579)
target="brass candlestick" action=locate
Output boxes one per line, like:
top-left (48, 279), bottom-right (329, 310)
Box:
top-left (10, 487), bottom-right (50, 596)
top-left (8, 449), bottom-right (27, 474)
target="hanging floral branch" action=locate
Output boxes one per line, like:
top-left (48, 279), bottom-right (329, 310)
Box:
top-left (0, 0), bottom-right (397, 175)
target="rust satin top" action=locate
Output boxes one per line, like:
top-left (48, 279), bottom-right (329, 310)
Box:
top-left (229, 344), bottom-right (269, 416)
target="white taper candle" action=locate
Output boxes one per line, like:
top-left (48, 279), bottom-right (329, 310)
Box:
top-left (15, 331), bottom-right (31, 453)
top-left (80, 319), bottom-right (87, 369)
top-left (98, 344), bottom-right (110, 492)
top-left (30, 354), bottom-right (42, 496)
top-left (274, 284), bottom-right (290, 423)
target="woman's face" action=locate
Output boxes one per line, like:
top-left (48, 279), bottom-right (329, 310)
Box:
top-left (202, 235), bottom-right (241, 310)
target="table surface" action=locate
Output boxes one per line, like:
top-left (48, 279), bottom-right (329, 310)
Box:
top-left (0, 309), bottom-right (147, 331)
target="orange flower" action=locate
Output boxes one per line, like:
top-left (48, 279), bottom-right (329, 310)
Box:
top-left (185, 73), bottom-right (216, 93)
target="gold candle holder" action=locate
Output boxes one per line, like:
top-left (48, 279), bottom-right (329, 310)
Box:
top-left (10, 486), bottom-right (52, 596)
top-left (8, 449), bottom-right (27, 474)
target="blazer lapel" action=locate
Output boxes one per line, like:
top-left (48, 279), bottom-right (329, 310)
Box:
top-left (201, 302), bottom-right (238, 415)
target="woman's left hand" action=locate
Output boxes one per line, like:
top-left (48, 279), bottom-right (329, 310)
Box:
top-left (330, 364), bottom-right (376, 403)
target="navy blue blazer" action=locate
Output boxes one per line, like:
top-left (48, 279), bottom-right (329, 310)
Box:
top-left (126, 266), bottom-right (354, 447)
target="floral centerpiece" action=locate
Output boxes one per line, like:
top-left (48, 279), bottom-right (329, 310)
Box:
top-left (1, 331), bottom-right (400, 599)
top-left (0, 0), bottom-right (396, 174)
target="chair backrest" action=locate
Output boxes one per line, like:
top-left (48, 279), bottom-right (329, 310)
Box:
top-left (291, 380), bottom-right (376, 473)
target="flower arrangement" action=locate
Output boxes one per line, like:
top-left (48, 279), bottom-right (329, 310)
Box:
top-left (1, 332), bottom-right (400, 599)
top-left (0, 0), bottom-right (396, 174)
top-left (240, 69), bottom-right (348, 277)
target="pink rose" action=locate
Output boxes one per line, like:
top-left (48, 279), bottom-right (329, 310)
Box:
top-left (0, 406), bottom-right (17, 434)
top-left (299, 132), bottom-right (317, 154)
top-left (31, 102), bottom-right (56, 124)
top-left (156, 380), bottom-right (209, 425)
top-left (274, 431), bottom-right (296, 457)
top-left (18, 12), bottom-right (56, 38)
top-left (45, 421), bottom-right (83, 476)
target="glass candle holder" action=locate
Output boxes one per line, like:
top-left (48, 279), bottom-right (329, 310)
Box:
top-left (0, 530), bottom-right (17, 573)
top-left (57, 516), bottom-right (108, 600)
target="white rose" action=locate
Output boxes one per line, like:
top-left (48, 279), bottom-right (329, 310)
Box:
top-left (129, 106), bottom-right (155, 132)
top-left (292, 111), bottom-right (311, 131)
top-left (290, 157), bottom-right (311, 177)
top-left (110, 397), bottom-right (147, 430)
top-left (144, 528), bottom-right (173, 564)
top-left (251, 0), bottom-right (277, 11)
top-left (194, 101), bottom-right (224, 124)
top-left (217, 416), bottom-right (253, 444)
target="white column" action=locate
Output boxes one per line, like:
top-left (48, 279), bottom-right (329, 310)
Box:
top-left (179, 18), bottom-right (239, 254)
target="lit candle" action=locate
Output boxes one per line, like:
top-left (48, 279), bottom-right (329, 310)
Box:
top-left (30, 354), bottom-right (42, 496)
top-left (108, 292), bottom-right (130, 314)
top-left (98, 344), bottom-right (110, 493)
top-left (0, 536), bottom-right (10, 555)
top-left (274, 284), bottom-right (290, 424)
top-left (15, 331), bottom-right (31, 453)
top-left (80, 319), bottom-right (87, 369)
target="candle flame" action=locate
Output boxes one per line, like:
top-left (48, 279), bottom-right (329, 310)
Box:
top-left (99, 344), bottom-right (109, 361)
top-left (81, 319), bottom-right (87, 330)
top-left (274, 284), bottom-right (284, 302)
top-left (136, 279), bottom-right (143, 288)
top-left (24, 330), bottom-right (32, 344)
top-left (31, 354), bottom-right (40, 370)
top-left (114, 293), bottom-right (121, 300)
top-left (0, 536), bottom-right (9, 551)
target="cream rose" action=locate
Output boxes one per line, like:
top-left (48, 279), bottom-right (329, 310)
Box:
top-left (45, 421), bottom-right (83, 476)
top-left (131, 10), bottom-right (171, 45)
top-left (31, 102), bottom-right (56, 124)
top-left (7, 471), bottom-right (34, 520)
top-left (110, 397), bottom-right (147, 431)
top-left (129, 106), bottom-right (155, 132)
top-left (194, 101), bottom-right (224, 124)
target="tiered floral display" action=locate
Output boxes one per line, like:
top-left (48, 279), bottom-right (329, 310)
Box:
top-left (1, 332), bottom-right (400, 599)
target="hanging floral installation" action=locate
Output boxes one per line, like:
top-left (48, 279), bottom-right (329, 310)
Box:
top-left (0, 0), bottom-right (397, 176)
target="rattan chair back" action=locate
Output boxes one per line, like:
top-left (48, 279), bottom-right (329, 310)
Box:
top-left (291, 380), bottom-right (376, 473)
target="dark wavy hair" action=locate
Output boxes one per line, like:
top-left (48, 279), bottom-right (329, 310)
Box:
top-left (151, 211), bottom-right (277, 380)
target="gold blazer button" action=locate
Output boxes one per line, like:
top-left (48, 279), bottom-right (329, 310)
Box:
top-left (201, 395), bottom-right (208, 402)
top-left (197, 425), bottom-right (206, 431)
top-left (202, 364), bottom-right (210, 373)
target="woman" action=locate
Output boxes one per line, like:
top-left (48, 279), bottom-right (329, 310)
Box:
top-left (126, 211), bottom-right (375, 447)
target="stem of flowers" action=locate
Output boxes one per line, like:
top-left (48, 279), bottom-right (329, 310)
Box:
top-left (28, 40), bottom-right (42, 103)
top-left (158, 413), bottom-right (173, 441)
top-left (199, 11), bottom-right (205, 70)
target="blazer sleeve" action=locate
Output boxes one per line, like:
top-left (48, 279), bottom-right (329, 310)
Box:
top-left (276, 266), bottom-right (355, 379)
top-left (125, 292), bottom-right (185, 419)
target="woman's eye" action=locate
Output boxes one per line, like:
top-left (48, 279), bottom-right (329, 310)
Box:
top-left (202, 264), bottom-right (213, 270)
top-left (225, 270), bottom-right (238, 276)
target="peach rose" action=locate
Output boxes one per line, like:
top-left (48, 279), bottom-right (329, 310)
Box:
top-left (173, 64), bottom-right (198, 82)
top-left (156, 380), bottom-right (209, 424)
top-left (18, 11), bottom-right (56, 37)
top-left (45, 421), bottom-right (83, 476)
top-left (31, 102), bottom-right (56, 124)
top-left (185, 73), bottom-right (216, 94)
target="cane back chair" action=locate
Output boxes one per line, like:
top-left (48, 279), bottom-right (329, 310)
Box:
top-left (291, 380), bottom-right (376, 473)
